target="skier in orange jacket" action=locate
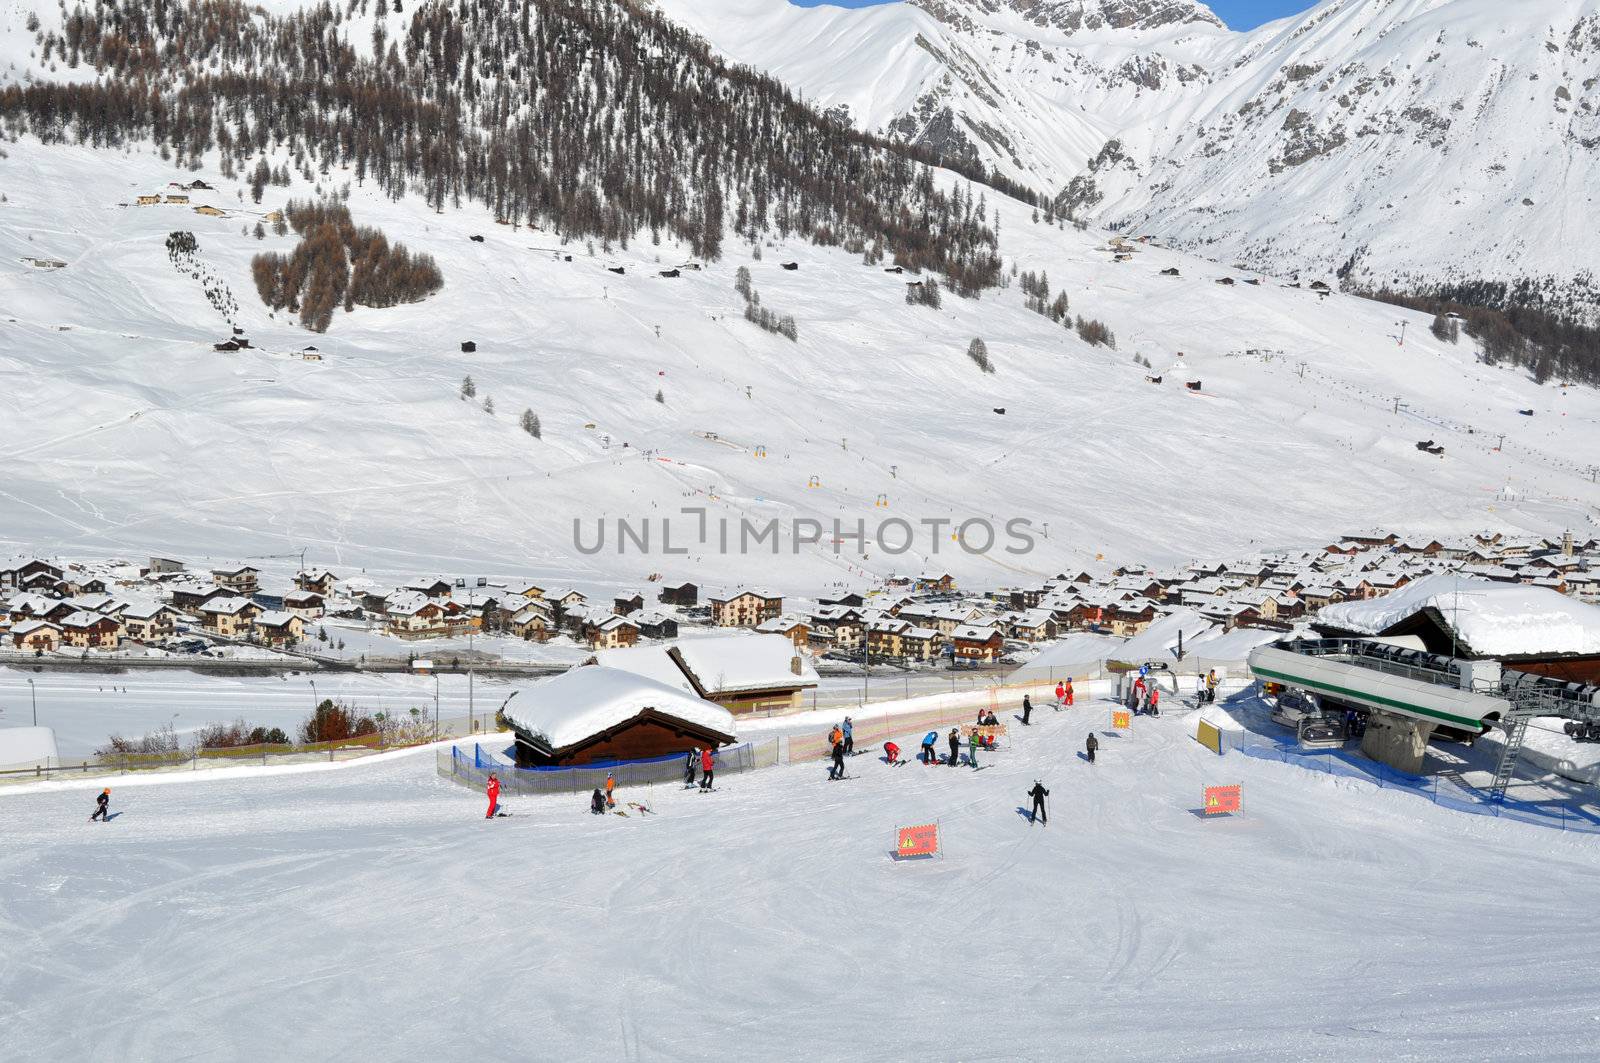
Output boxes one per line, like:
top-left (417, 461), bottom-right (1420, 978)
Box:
top-left (485, 772), bottom-right (501, 819)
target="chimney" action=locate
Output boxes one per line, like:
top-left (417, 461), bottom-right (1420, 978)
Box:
top-left (791, 655), bottom-right (803, 676)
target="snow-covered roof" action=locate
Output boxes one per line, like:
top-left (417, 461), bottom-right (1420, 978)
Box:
top-left (504, 667), bottom-right (734, 752)
top-left (588, 645), bottom-right (696, 692)
top-left (1317, 573), bottom-right (1600, 657)
top-left (671, 633), bottom-right (818, 694)
top-left (256, 610), bottom-right (298, 627)
top-left (201, 596), bottom-right (257, 615)
top-left (1110, 609), bottom-right (1216, 664)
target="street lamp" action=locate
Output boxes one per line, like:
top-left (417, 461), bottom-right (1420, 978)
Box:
top-left (27, 677), bottom-right (37, 727)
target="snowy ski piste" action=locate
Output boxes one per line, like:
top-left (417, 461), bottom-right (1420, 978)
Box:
top-left (6, 695), bottom-right (1599, 1060)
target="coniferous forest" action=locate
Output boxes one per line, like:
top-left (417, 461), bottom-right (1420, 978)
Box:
top-left (3, 0), bottom-right (1026, 294)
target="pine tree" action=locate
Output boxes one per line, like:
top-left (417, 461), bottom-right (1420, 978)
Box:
top-left (520, 408), bottom-right (538, 434)
top-left (966, 337), bottom-right (994, 374)
top-left (460, 375), bottom-right (476, 400)
top-left (482, 395), bottom-right (494, 414)
top-left (654, 389), bottom-right (665, 404)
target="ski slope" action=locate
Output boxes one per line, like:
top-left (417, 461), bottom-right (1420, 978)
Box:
top-left (3, 136), bottom-right (1598, 594)
top-left (3, 695), bottom-right (1598, 1059)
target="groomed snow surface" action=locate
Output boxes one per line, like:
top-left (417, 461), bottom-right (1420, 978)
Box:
top-left (5, 695), bottom-right (1599, 1060)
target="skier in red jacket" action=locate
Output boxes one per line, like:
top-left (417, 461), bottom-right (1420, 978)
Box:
top-left (485, 772), bottom-right (501, 819)
top-left (1063, 678), bottom-right (1075, 707)
top-left (883, 741), bottom-right (901, 765)
top-left (1055, 681), bottom-right (1065, 706)
top-left (699, 747), bottom-right (715, 791)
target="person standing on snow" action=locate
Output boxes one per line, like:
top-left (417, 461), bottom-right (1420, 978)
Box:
top-left (1205, 669), bottom-right (1219, 704)
top-left (1055, 681), bottom-right (1065, 706)
top-left (1086, 732), bottom-right (1099, 764)
top-left (1149, 688), bottom-right (1161, 717)
top-left (90, 788), bottom-right (110, 823)
top-left (699, 746), bottom-right (715, 790)
top-left (829, 737), bottom-right (846, 780)
top-left (1027, 781), bottom-right (1049, 825)
top-left (485, 772), bottom-right (501, 819)
top-left (843, 716), bottom-right (855, 757)
top-left (685, 748), bottom-right (699, 788)
top-left (605, 772), bottom-right (617, 808)
top-left (1063, 678), bottom-right (1074, 707)
top-left (947, 728), bottom-right (961, 767)
top-left (921, 731), bottom-right (939, 765)
top-left (968, 729), bottom-right (980, 769)
top-left (1021, 695), bottom-right (1033, 726)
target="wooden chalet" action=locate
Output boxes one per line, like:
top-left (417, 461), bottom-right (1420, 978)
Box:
top-left (505, 667), bottom-right (736, 768)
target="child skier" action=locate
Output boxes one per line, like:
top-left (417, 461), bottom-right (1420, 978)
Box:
top-left (485, 772), bottom-right (501, 819)
top-left (829, 737), bottom-right (846, 780)
top-left (90, 788), bottom-right (110, 822)
top-left (843, 716), bottom-right (854, 757)
top-left (699, 747), bottom-right (715, 790)
top-left (947, 728), bottom-right (961, 767)
top-left (1086, 732), bottom-right (1099, 764)
top-left (685, 748), bottom-right (699, 788)
top-left (1063, 678), bottom-right (1074, 707)
top-left (968, 730), bottom-right (980, 769)
top-left (590, 788), bottom-right (607, 814)
top-left (921, 731), bottom-right (939, 765)
top-left (1149, 688), bottom-right (1161, 717)
top-left (605, 772), bottom-right (617, 808)
top-left (1021, 694), bottom-right (1033, 726)
top-left (1027, 781), bottom-right (1049, 825)
top-left (1055, 681), bottom-right (1065, 706)
top-left (884, 741), bottom-right (901, 765)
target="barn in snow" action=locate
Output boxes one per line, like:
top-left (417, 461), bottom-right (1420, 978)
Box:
top-left (502, 666), bottom-right (735, 768)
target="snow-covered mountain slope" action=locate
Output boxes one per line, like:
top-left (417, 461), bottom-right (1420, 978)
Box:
top-left (3, 133), bottom-right (1598, 593)
top-left (5, 701), bottom-right (1600, 1059)
top-left (652, 0), bottom-right (1600, 317)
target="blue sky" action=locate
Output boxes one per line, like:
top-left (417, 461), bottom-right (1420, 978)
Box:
top-left (790, 1), bottom-right (1317, 32)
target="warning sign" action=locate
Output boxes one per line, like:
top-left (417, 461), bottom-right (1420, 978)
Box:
top-left (1111, 709), bottom-right (1131, 730)
top-left (1203, 784), bottom-right (1242, 816)
top-left (896, 823), bottom-right (940, 858)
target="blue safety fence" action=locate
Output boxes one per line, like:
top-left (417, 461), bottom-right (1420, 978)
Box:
top-left (1234, 741), bottom-right (1600, 835)
top-left (438, 737), bottom-right (781, 795)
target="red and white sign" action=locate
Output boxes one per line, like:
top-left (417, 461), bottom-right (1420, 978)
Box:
top-left (1111, 709), bottom-right (1131, 730)
top-left (1203, 784), bottom-right (1242, 816)
top-left (896, 823), bottom-right (940, 858)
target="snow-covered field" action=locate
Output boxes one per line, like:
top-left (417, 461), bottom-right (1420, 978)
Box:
top-left (3, 134), bottom-right (1598, 596)
top-left (4, 695), bottom-right (1599, 1060)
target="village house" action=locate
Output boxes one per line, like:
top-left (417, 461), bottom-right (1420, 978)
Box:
top-left (405, 577), bottom-right (454, 599)
top-left (586, 614), bottom-right (640, 650)
top-left (1004, 610), bottom-right (1058, 644)
top-left (900, 626), bottom-right (943, 662)
top-left (658, 581), bottom-right (698, 607)
top-left (58, 611), bottom-right (122, 649)
top-left (210, 566), bottom-right (260, 595)
top-left (170, 582), bottom-right (233, 613)
top-left (633, 610), bottom-right (680, 641)
top-left (283, 591), bottom-right (325, 620)
top-left (120, 602), bottom-right (178, 642)
top-left (710, 589), bottom-right (783, 628)
top-left (253, 611), bottom-right (304, 647)
top-left (915, 571), bottom-right (956, 594)
top-left (755, 616), bottom-right (809, 650)
top-left (192, 205), bottom-right (227, 217)
top-left (200, 597), bottom-right (260, 636)
top-left (11, 619), bottom-right (61, 652)
top-left (145, 557), bottom-right (186, 576)
top-left (819, 591), bottom-right (867, 609)
top-left (866, 618), bottom-right (912, 659)
top-left (1104, 600), bottom-right (1159, 637)
top-left (135, 194), bottom-right (161, 205)
top-left (510, 582), bottom-right (546, 600)
top-left (508, 603), bottom-right (550, 642)
top-left (294, 569), bottom-right (339, 596)
top-left (951, 624), bottom-right (1005, 665)
top-left (614, 592), bottom-right (646, 616)
top-left (503, 667), bottom-right (735, 768)
top-left (165, 194), bottom-right (190, 204)
top-left (383, 591), bottom-right (453, 636)
top-left (0, 558), bottom-right (64, 593)
top-left (808, 605), bottom-right (864, 653)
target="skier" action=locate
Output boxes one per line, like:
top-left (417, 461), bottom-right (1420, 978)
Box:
top-left (947, 728), bottom-right (961, 768)
top-left (968, 729), bottom-right (980, 770)
top-left (829, 737), bottom-right (846, 780)
top-left (1149, 688), bottom-right (1161, 717)
top-left (921, 731), bottom-right (939, 765)
top-left (699, 746), bottom-right (715, 790)
top-left (1021, 694), bottom-right (1033, 726)
top-left (1132, 676), bottom-right (1147, 712)
top-left (605, 772), bottom-right (617, 808)
top-left (685, 748), bottom-right (699, 788)
top-left (1027, 780), bottom-right (1049, 825)
top-left (485, 772), bottom-right (501, 819)
top-left (1054, 680), bottom-right (1065, 706)
top-left (1063, 677), bottom-right (1074, 707)
top-left (590, 787), bottom-right (607, 814)
top-left (1086, 732), bottom-right (1099, 764)
top-left (89, 787), bottom-right (110, 822)
top-left (843, 716), bottom-right (855, 757)
top-left (1205, 669), bottom-right (1219, 704)
top-left (884, 741), bottom-right (901, 765)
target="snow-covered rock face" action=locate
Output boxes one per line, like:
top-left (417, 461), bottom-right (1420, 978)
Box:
top-left (656, 0), bottom-right (1600, 319)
